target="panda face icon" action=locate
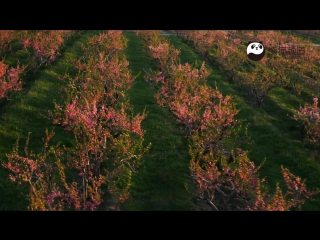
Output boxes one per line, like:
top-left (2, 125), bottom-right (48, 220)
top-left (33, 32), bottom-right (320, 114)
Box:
top-left (246, 41), bottom-right (265, 61)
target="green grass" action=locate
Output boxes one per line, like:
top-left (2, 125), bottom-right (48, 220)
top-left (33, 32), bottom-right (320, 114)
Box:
top-left (121, 32), bottom-right (193, 210)
top-left (1, 30), bottom-right (320, 210)
top-left (0, 30), bottom-right (101, 210)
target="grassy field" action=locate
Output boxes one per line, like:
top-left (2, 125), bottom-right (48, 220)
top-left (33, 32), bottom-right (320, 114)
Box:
top-left (0, 30), bottom-right (320, 210)
top-left (0, 30), bottom-right (100, 210)
top-left (169, 33), bottom-right (320, 209)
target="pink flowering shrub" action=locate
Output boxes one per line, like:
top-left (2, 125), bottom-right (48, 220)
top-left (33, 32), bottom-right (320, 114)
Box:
top-left (18, 30), bottom-right (77, 73)
top-left (0, 61), bottom-right (27, 101)
top-left (149, 43), bottom-right (180, 72)
top-left (189, 134), bottom-right (319, 211)
top-left (292, 97), bottom-right (320, 145)
top-left (3, 31), bottom-right (150, 211)
top-left (142, 31), bottom-right (318, 211)
top-left (134, 30), bottom-right (162, 46)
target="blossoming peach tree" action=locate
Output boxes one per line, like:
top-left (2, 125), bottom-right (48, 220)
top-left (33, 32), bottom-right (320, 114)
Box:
top-left (2, 31), bottom-right (150, 211)
top-left (143, 33), bottom-right (319, 210)
top-left (0, 60), bottom-right (27, 102)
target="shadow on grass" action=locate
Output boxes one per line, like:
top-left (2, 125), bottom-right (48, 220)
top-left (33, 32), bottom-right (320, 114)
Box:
top-left (168, 34), bottom-right (320, 210)
top-left (121, 32), bottom-right (194, 210)
top-left (0, 30), bottom-right (101, 210)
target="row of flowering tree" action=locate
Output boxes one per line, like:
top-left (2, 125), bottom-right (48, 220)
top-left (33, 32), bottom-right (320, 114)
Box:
top-left (174, 31), bottom-right (320, 164)
top-left (2, 30), bottom-right (150, 211)
top-left (176, 30), bottom-right (320, 105)
top-left (0, 31), bottom-right (83, 105)
top-left (136, 30), bottom-right (319, 211)
top-left (0, 31), bottom-right (29, 103)
top-left (0, 60), bottom-right (26, 103)
top-left (174, 30), bottom-right (278, 107)
top-left (18, 30), bottom-right (81, 74)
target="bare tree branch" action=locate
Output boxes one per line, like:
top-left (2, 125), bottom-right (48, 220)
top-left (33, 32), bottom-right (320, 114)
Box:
top-left (208, 200), bottom-right (219, 211)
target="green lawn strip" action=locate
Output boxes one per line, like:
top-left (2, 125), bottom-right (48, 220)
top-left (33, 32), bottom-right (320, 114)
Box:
top-left (168, 35), bottom-right (320, 210)
top-left (2, 31), bottom-right (87, 103)
top-left (0, 30), bottom-right (101, 210)
top-left (121, 31), bottom-right (193, 210)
